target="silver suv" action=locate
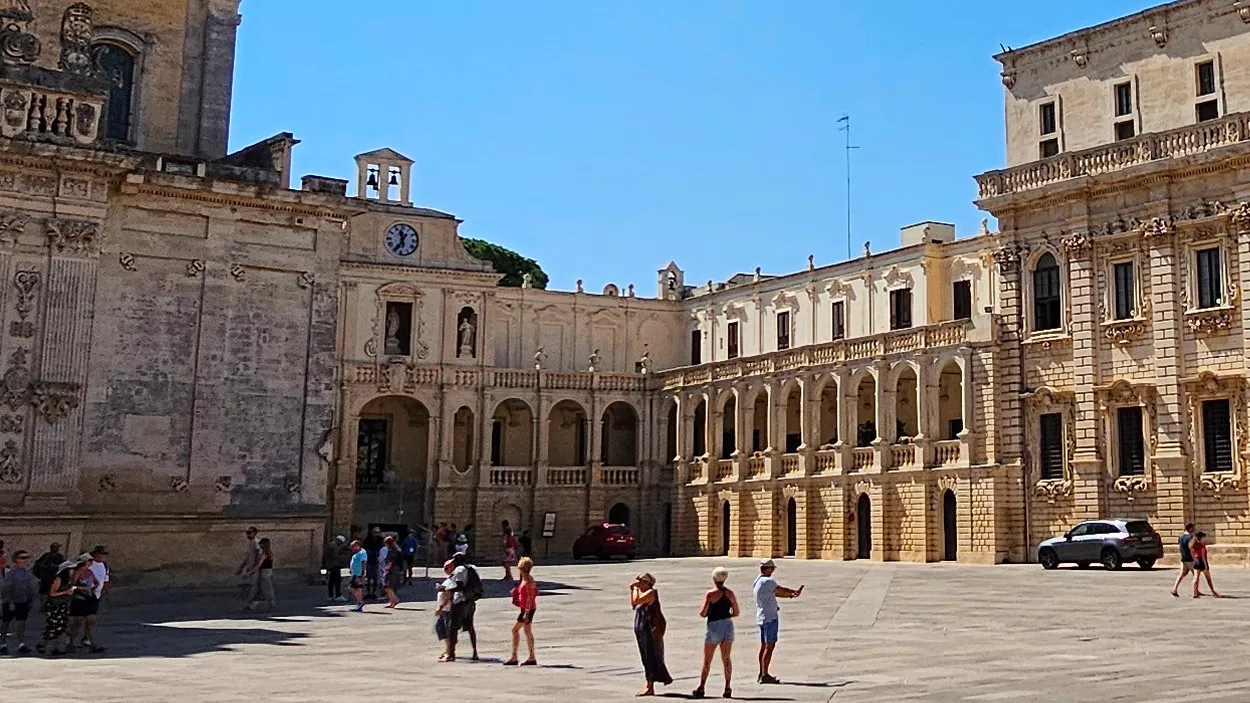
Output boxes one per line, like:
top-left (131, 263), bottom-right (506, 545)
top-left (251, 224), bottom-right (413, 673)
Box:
top-left (1037, 518), bottom-right (1164, 570)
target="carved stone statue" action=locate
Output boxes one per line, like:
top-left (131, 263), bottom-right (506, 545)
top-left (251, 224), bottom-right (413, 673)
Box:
top-left (807, 254), bottom-right (815, 270)
top-left (457, 315), bottom-right (476, 358)
top-left (59, 3), bottom-right (94, 75)
top-left (588, 349), bottom-right (601, 373)
top-left (0, 0), bottom-right (39, 65)
top-left (979, 218), bottom-right (990, 236)
top-left (638, 352), bottom-right (652, 375)
top-left (384, 308), bottom-right (402, 355)
top-left (534, 347), bottom-right (546, 370)
top-left (575, 279), bottom-right (584, 293)
top-left (863, 241), bottom-right (872, 258)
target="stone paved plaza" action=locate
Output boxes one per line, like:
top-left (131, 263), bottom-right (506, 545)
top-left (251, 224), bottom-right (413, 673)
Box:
top-left (7, 557), bottom-right (1250, 701)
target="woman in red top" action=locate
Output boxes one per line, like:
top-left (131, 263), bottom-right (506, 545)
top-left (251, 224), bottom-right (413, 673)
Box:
top-left (1191, 531), bottom-right (1221, 598)
top-left (504, 556), bottom-right (538, 666)
top-left (502, 528), bottom-right (519, 581)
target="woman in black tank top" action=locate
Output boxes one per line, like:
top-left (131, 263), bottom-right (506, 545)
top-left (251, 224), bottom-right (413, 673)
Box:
top-left (694, 567), bottom-right (739, 699)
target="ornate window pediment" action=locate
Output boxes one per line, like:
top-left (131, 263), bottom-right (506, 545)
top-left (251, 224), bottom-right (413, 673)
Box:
top-left (1096, 380), bottom-right (1157, 498)
top-left (824, 279), bottom-right (853, 300)
top-left (882, 265), bottom-right (914, 290)
top-left (1024, 386), bottom-right (1076, 502)
top-left (771, 290), bottom-right (800, 311)
top-left (1183, 372), bottom-right (1248, 497)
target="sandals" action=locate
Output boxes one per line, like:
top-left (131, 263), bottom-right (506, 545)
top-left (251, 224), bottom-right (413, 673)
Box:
top-left (521, 659), bottom-right (538, 666)
top-left (503, 659), bottom-right (518, 666)
top-left (692, 687), bottom-right (705, 699)
top-left (723, 687), bottom-right (733, 698)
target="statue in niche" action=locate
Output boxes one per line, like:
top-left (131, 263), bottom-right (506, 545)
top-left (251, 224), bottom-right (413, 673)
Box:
top-left (384, 307), bottom-right (402, 355)
top-left (457, 307), bottom-right (477, 358)
top-left (534, 347), bottom-right (546, 370)
top-left (588, 349), bottom-right (601, 373)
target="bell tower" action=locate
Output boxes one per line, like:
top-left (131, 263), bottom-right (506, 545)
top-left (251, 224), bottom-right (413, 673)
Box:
top-left (354, 148), bottom-right (414, 205)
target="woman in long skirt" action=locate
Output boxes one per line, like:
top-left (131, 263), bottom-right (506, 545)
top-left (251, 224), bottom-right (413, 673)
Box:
top-left (502, 528), bottom-right (519, 581)
top-left (629, 573), bottom-right (672, 696)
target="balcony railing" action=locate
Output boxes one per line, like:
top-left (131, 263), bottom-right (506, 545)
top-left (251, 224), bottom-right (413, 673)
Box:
top-left (0, 84), bottom-right (104, 145)
top-left (890, 444), bottom-right (917, 469)
top-left (779, 454), bottom-right (800, 477)
top-left (350, 364), bottom-right (648, 392)
top-left (814, 450), bottom-right (838, 474)
top-left (489, 467), bottom-right (532, 487)
top-left (599, 467), bottom-right (640, 486)
top-left (976, 113), bottom-right (1250, 200)
top-left (934, 440), bottom-right (961, 466)
top-left (545, 467), bottom-right (587, 486)
top-left (745, 455), bottom-right (766, 479)
top-left (662, 321), bottom-right (974, 391)
top-left (852, 448), bottom-right (874, 471)
top-left (713, 459), bottom-right (735, 482)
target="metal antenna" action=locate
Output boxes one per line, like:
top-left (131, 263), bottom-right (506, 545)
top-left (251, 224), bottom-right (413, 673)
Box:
top-left (837, 114), bottom-right (859, 261)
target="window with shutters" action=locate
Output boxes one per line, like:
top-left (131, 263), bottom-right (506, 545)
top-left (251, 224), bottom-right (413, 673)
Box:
top-left (1032, 253), bottom-right (1062, 331)
top-left (952, 280), bottom-right (972, 320)
top-left (1195, 59), bottom-right (1220, 123)
top-left (1196, 247), bottom-right (1222, 309)
top-left (726, 321), bottom-right (740, 360)
top-left (831, 301), bottom-right (845, 340)
top-left (1039, 413), bottom-right (1064, 480)
top-left (1113, 261), bottom-right (1135, 320)
top-left (1116, 406), bottom-right (1146, 476)
top-left (776, 311), bottom-right (791, 350)
top-left (889, 289), bottom-right (912, 330)
top-left (1038, 102), bottom-right (1060, 158)
top-left (1202, 399), bottom-right (1234, 473)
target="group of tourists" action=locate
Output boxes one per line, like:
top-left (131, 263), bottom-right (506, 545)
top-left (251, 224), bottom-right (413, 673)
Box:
top-left (1171, 523), bottom-right (1221, 598)
top-left (630, 558), bottom-right (803, 698)
top-left (0, 541), bottom-right (110, 657)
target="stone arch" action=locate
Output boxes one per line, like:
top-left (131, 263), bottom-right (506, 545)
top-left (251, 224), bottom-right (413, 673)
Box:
top-left (663, 398), bottom-right (678, 462)
top-left (692, 395), bottom-right (708, 458)
top-left (815, 373), bottom-right (839, 447)
top-left (491, 498), bottom-right (525, 536)
top-left (608, 501), bottom-right (631, 525)
top-left (854, 372), bottom-right (878, 447)
top-left (746, 385), bottom-right (769, 453)
top-left (452, 405), bottom-right (475, 472)
top-left (355, 395), bottom-right (432, 528)
top-left (601, 401), bottom-right (639, 466)
top-left (937, 358), bottom-right (965, 440)
top-left (782, 381), bottom-right (803, 453)
top-left (894, 365), bottom-right (919, 440)
top-left (548, 399), bottom-right (589, 466)
top-left (491, 398), bottom-right (534, 466)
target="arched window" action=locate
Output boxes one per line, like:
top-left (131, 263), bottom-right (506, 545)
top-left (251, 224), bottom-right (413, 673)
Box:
top-left (93, 43), bottom-right (136, 142)
top-left (1032, 253), bottom-right (1062, 331)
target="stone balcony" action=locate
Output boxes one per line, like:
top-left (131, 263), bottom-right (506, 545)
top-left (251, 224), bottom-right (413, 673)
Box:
top-left (350, 362), bottom-right (648, 395)
top-left (482, 464), bottom-right (644, 489)
top-left (976, 113), bottom-right (1250, 202)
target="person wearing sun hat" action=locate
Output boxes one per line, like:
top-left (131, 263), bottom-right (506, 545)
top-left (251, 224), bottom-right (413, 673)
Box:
top-left (40, 557), bottom-right (87, 656)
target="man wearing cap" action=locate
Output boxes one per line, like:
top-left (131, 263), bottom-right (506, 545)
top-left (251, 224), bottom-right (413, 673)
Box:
top-left (0, 550), bottom-right (37, 655)
top-left (752, 559), bottom-right (803, 685)
top-left (78, 546), bottom-right (109, 653)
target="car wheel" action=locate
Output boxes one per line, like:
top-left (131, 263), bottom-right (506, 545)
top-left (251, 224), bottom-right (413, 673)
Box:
top-left (1101, 548), bottom-right (1123, 571)
top-left (1076, 561), bottom-right (1091, 569)
top-left (1137, 558), bottom-right (1156, 570)
top-left (1039, 548), bottom-right (1059, 570)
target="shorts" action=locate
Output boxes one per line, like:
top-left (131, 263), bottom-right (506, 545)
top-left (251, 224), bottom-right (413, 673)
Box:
top-left (704, 618), bottom-right (734, 645)
top-left (759, 619), bottom-right (779, 644)
top-left (1194, 558), bottom-right (1209, 571)
top-left (2, 601), bottom-right (31, 622)
top-left (451, 601), bottom-right (476, 632)
top-left (69, 596), bottom-right (98, 618)
top-left (516, 608), bottom-right (536, 624)
top-left (349, 576), bottom-right (366, 589)
top-left (1180, 559), bottom-right (1194, 574)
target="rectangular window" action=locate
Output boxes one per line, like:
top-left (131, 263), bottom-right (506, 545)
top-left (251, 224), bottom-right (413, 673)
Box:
top-left (356, 418), bottom-right (389, 487)
top-left (726, 321), bottom-right (740, 360)
top-left (1196, 247), bottom-right (1222, 309)
top-left (1039, 103), bottom-right (1056, 135)
top-left (1039, 413), bottom-right (1064, 480)
top-left (1113, 261), bottom-right (1135, 320)
top-left (690, 329), bottom-right (702, 365)
top-left (1116, 406), bottom-right (1146, 476)
top-left (1197, 99), bottom-right (1220, 122)
top-left (952, 280), bottom-right (972, 320)
top-left (889, 289), bottom-right (913, 330)
top-left (1039, 138), bottom-right (1060, 159)
top-left (1114, 82), bottom-right (1133, 117)
top-left (831, 301), bottom-right (845, 340)
top-left (776, 311), bottom-right (790, 350)
top-left (1115, 120), bottom-right (1135, 141)
top-left (1202, 399), bottom-right (1234, 473)
top-left (383, 302), bottom-right (413, 356)
top-left (1197, 60), bottom-right (1216, 96)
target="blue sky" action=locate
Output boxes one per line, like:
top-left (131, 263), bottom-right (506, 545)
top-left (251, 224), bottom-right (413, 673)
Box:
top-left (231, 0), bottom-right (1156, 293)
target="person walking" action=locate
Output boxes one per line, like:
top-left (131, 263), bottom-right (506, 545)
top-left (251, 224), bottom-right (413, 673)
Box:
top-left (1192, 531), bottom-right (1221, 598)
top-left (437, 552), bottom-right (480, 662)
top-left (401, 531), bottom-right (418, 586)
top-left (79, 547), bottom-right (109, 653)
top-left (504, 556), bottom-right (539, 666)
top-left (383, 535), bottom-right (404, 608)
top-left (630, 572), bottom-right (672, 696)
top-left (752, 559), bottom-right (803, 685)
top-left (243, 538), bottom-right (276, 612)
top-left (1171, 522), bottom-right (1197, 597)
top-left (364, 526), bottom-right (384, 600)
top-left (502, 528), bottom-right (519, 582)
top-left (32, 543), bottom-right (64, 608)
top-left (42, 559), bottom-right (85, 657)
top-left (434, 559), bottom-right (454, 659)
top-left (693, 567), bottom-right (739, 699)
top-left (0, 550), bottom-right (37, 655)
top-left (348, 540), bottom-right (367, 612)
top-left (324, 536), bottom-right (347, 603)
top-left (236, 526), bottom-right (261, 599)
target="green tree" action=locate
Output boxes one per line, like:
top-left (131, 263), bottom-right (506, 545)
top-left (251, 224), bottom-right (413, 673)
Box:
top-left (462, 238), bottom-right (549, 289)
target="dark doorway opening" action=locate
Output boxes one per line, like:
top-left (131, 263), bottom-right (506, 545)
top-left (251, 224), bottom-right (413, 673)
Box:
top-left (856, 493), bottom-right (872, 559)
top-left (608, 502), bottom-right (630, 525)
top-left (942, 490), bottom-right (957, 562)
top-left (721, 501), bottom-right (731, 557)
top-left (785, 497), bottom-right (797, 557)
top-left (662, 503), bottom-right (672, 556)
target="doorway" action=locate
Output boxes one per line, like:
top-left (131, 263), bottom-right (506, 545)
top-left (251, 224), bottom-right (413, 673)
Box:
top-left (662, 503), bottom-right (672, 556)
top-left (856, 493), bottom-right (872, 559)
top-left (942, 490), bottom-right (957, 561)
top-left (721, 501), bottom-right (731, 557)
top-left (608, 502), bottom-right (630, 525)
top-left (785, 497), bottom-right (797, 557)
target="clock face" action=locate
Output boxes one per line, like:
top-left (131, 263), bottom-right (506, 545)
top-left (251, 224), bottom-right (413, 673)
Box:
top-left (385, 223), bottom-right (419, 256)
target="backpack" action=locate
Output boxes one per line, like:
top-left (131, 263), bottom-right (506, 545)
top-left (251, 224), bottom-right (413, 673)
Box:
top-left (462, 565), bottom-right (484, 603)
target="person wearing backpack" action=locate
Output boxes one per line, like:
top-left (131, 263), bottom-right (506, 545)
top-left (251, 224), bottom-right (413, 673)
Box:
top-left (437, 552), bottom-right (480, 662)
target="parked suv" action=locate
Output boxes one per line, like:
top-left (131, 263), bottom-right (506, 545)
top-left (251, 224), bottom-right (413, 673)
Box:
top-left (573, 523), bottom-right (636, 560)
top-left (1037, 518), bottom-right (1163, 570)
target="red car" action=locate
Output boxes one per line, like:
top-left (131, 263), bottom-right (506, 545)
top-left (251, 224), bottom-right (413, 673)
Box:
top-left (573, 523), bottom-right (636, 560)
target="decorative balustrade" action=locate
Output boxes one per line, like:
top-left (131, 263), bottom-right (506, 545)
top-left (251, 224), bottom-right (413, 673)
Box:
top-left (347, 363), bottom-right (648, 392)
top-left (600, 467), bottom-right (640, 486)
top-left (779, 454), bottom-right (800, 477)
top-left (934, 440), bottom-right (961, 466)
top-left (890, 444), bottom-right (917, 469)
top-left (713, 459), bottom-right (735, 482)
top-left (545, 467), bottom-right (587, 486)
top-left (976, 113), bottom-right (1250, 200)
top-left (852, 448), bottom-right (874, 471)
top-left (0, 84), bottom-right (103, 145)
top-left (660, 321), bottom-right (972, 390)
top-left (688, 460), bottom-right (706, 483)
top-left (814, 450), bottom-right (838, 474)
top-left (489, 467), bottom-right (532, 487)
top-left (745, 455), bottom-right (766, 479)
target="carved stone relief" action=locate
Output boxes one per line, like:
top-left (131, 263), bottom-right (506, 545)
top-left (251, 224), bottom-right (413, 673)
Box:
top-left (58, 3), bottom-right (94, 76)
top-left (10, 269), bottom-right (36, 338)
top-left (45, 217), bottom-right (100, 254)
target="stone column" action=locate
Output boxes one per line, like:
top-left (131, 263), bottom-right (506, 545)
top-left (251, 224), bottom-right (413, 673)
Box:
top-left (588, 394), bottom-right (601, 469)
top-left (196, 0), bottom-right (243, 159)
top-left (334, 412), bottom-right (361, 533)
top-left (25, 237), bottom-right (98, 508)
